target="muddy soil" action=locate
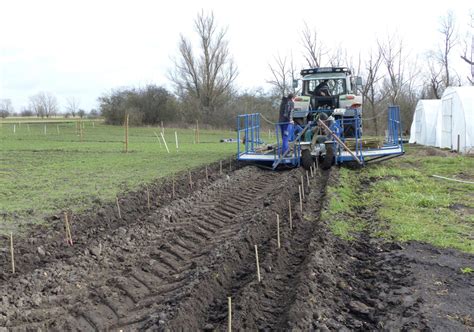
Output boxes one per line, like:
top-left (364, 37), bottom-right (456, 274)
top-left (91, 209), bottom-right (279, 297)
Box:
top-left (0, 161), bottom-right (472, 331)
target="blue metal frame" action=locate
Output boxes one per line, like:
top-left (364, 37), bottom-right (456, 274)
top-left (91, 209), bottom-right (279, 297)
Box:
top-left (237, 113), bottom-right (261, 157)
top-left (237, 113), bottom-right (300, 168)
top-left (236, 106), bottom-right (404, 169)
top-left (273, 121), bottom-right (301, 168)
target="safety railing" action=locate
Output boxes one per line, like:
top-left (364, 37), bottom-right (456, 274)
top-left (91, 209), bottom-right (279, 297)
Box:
top-left (272, 121), bottom-right (303, 169)
top-left (237, 113), bottom-right (261, 156)
top-left (336, 110), bottom-right (364, 164)
top-left (386, 105), bottom-right (403, 147)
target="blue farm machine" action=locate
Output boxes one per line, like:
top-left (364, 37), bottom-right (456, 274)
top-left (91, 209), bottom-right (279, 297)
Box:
top-left (236, 67), bottom-right (404, 170)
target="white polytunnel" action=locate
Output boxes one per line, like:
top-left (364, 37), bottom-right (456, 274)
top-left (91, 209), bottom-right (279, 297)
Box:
top-left (440, 86), bottom-right (474, 154)
top-left (409, 86), bottom-right (474, 154)
top-left (408, 99), bottom-right (441, 147)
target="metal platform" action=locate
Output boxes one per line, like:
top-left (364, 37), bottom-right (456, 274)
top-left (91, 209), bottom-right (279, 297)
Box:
top-left (236, 106), bottom-right (404, 169)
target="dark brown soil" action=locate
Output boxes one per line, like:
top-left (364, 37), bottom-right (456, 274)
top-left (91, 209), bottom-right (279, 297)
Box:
top-left (0, 160), bottom-right (472, 331)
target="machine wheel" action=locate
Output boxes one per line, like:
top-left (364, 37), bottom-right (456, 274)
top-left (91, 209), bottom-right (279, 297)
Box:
top-left (301, 149), bottom-right (313, 170)
top-left (321, 144), bottom-right (334, 170)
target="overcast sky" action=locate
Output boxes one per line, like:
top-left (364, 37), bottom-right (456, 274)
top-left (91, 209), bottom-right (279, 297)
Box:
top-left (0, 0), bottom-right (472, 112)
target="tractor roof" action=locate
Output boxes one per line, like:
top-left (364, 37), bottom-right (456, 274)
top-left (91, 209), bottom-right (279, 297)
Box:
top-left (300, 67), bottom-right (351, 76)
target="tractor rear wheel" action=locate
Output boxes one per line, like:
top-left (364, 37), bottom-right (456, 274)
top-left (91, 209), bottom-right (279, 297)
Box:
top-left (301, 149), bottom-right (313, 170)
top-left (321, 144), bottom-right (334, 170)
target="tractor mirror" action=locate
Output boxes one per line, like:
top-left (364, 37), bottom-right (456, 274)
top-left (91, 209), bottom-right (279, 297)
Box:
top-left (355, 76), bottom-right (363, 87)
top-left (292, 79), bottom-right (299, 89)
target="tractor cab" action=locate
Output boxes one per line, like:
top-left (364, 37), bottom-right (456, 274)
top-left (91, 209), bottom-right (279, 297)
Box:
top-left (292, 67), bottom-right (363, 139)
top-left (293, 67), bottom-right (363, 113)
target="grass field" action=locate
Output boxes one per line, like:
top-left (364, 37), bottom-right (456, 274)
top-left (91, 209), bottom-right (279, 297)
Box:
top-left (0, 120), bottom-right (236, 233)
top-left (323, 145), bottom-right (474, 253)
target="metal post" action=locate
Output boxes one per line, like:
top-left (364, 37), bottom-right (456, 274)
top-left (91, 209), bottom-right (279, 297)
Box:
top-left (245, 116), bottom-right (249, 153)
top-left (237, 116), bottom-right (240, 157)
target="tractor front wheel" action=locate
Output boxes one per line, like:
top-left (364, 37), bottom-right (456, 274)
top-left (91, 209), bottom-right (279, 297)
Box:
top-left (321, 144), bottom-right (334, 170)
top-left (301, 149), bottom-right (313, 170)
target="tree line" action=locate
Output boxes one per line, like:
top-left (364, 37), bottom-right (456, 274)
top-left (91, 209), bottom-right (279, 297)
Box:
top-left (2, 10), bottom-right (472, 134)
top-left (267, 11), bottom-right (473, 135)
top-left (97, 9), bottom-right (473, 132)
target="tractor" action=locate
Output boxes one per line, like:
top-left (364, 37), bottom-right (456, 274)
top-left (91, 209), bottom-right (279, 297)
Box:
top-left (236, 67), bottom-right (404, 170)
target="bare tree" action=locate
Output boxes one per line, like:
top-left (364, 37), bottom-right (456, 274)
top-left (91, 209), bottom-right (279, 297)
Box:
top-left (169, 10), bottom-right (238, 123)
top-left (460, 11), bottom-right (474, 84)
top-left (328, 46), bottom-right (352, 68)
top-left (378, 35), bottom-right (419, 129)
top-left (378, 35), bottom-right (412, 105)
top-left (361, 50), bottom-right (383, 135)
top-left (424, 51), bottom-right (444, 98)
top-left (437, 11), bottom-right (457, 88)
top-left (0, 99), bottom-right (14, 118)
top-left (66, 97), bottom-right (80, 117)
top-left (301, 22), bottom-right (326, 68)
top-left (267, 53), bottom-right (297, 97)
top-left (29, 92), bottom-right (58, 118)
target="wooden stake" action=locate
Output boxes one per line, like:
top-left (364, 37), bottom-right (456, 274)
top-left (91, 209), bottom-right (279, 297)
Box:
top-left (64, 212), bottom-right (73, 245)
top-left (306, 171), bottom-right (310, 187)
top-left (289, 200), bottom-right (293, 230)
top-left (44, 125), bottom-right (47, 135)
top-left (116, 197), bottom-right (122, 219)
top-left (175, 131), bottom-right (179, 152)
top-left (196, 120), bottom-right (200, 143)
top-left (193, 129), bottom-right (196, 144)
top-left (63, 212), bottom-right (69, 243)
top-left (228, 296), bottom-right (232, 332)
top-left (255, 245), bottom-right (261, 283)
top-left (160, 132), bottom-right (170, 153)
top-left (189, 171), bottom-right (193, 189)
top-left (220, 160), bottom-right (223, 175)
top-left (301, 176), bottom-right (305, 199)
top-left (276, 213), bottom-right (281, 249)
top-left (124, 114), bottom-right (129, 152)
top-left (205, 166), bottom-right (209, 182)
top-left (457, 134), bottom-right (460, 153)
top-left (299, 185), bottom-right (303, 212)
top-left (13, 124), bottom-right (16, 134)
top-left (153, 131), bottom-right (162, 148)
top-left (57, 124), bottom-right (60, 135)
top-left (146, 186), bottom-right (151, 209)
top-left (10, 232), bottom-right (15, 274)
top-left (92, 121), bottom-right (95, 128)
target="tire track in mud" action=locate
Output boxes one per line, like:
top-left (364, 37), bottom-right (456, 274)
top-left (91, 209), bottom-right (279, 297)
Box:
top-left (1, 166), bottom-right (290, 331)
top-left (197, 173), bottom-right (329, 331)
top-left (1, 163), bottom-right (431, 331)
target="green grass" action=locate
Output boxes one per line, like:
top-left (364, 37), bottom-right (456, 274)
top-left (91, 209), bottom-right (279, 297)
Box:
top-left (460, 267), bottom-right (473, 274)
top-left (0, 116), bottom-right (98, 123)
top-left (0, 122), bottom-right (236, 233)
top-left (322, 168), bottom-right (367, 240)
top-left (324, 145), bottom-right (474, 253)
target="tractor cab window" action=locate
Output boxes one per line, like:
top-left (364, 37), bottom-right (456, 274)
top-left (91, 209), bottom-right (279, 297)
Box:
top-left (305, 78), bottom-right (347, 96)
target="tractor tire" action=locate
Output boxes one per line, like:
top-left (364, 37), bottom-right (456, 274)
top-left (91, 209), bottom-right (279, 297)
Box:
top-left (321, 144), bottom-right (334, 170)
top-left (301, 149), bottom-right (313, 170)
